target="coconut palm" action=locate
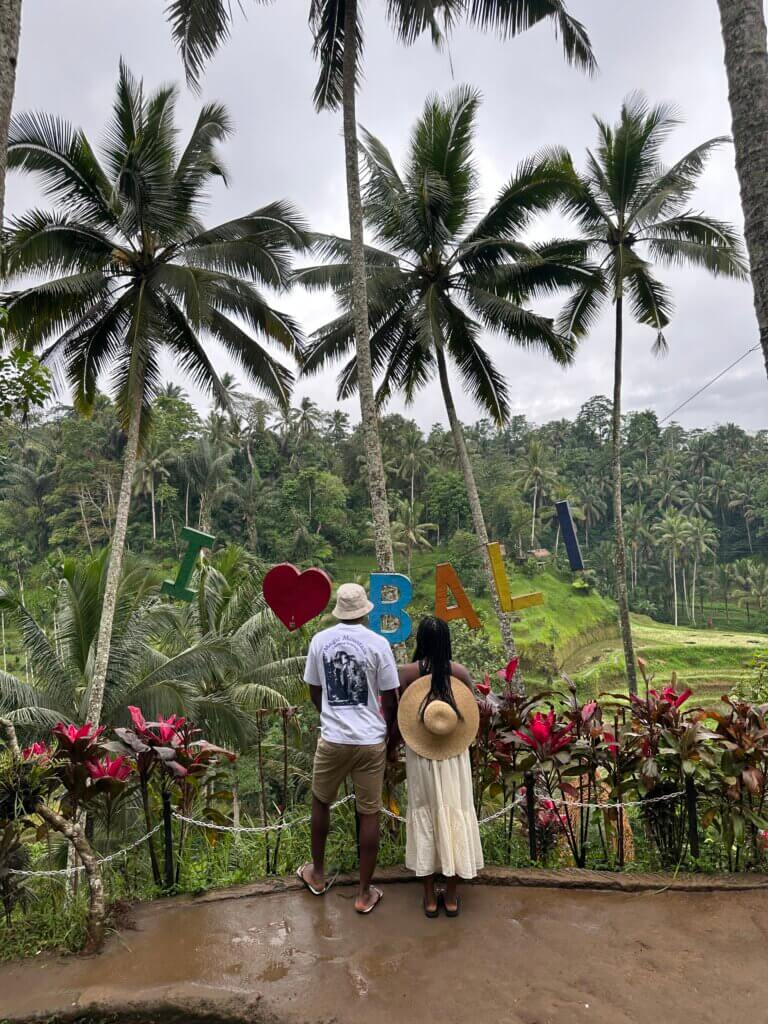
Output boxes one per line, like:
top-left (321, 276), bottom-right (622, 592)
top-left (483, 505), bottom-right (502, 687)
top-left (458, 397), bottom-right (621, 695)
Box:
top-left (623, 502), bottom-right (651, 592)
top-left (0, 0), bottom-right (21, 225)
top-left (716, 0), bottom-right (768, 384)
top-left (134, 438), bottom-right (175, 542)
top-left (714, 562), bottom-right (736, 623)
top-left (559, 93), bottom-right (747, 692)
top-left (297, 87), bottom-right (594, 661)
top-left (391, 497), bottom-right (437, 577)
top-left (684, 517), bottom-right (718, 626)
top-left (397, 424), bottom-right (431, 507)
top-left (654, 511), bottom-right (689, 627)
top-left (0, 550), bottom-right (234, 733)
top-left (3, 65), bottom-right (308, 724)
top-left (513, 439), bottom-right (558, 547)
top-left (166, 0), bottom-right (595, 580)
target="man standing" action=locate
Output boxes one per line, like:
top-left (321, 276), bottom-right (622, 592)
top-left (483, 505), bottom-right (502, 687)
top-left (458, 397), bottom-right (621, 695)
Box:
top-left (298, 582), bottom-right (399, 914)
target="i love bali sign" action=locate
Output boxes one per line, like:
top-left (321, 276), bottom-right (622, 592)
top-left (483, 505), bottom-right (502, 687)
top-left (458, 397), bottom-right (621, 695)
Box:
top-left (160, 503), bottom-right (584, 645)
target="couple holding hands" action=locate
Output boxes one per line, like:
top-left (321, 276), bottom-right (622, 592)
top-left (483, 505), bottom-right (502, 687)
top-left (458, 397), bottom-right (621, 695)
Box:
top-left (297, 582), bottom-right (483, 917)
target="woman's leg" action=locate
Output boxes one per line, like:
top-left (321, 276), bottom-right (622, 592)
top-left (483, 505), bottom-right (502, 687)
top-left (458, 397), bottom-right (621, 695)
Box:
top-left (422, 874), bottom-right (437, 913)
top-left (444, 875), bottom-right (458, 913)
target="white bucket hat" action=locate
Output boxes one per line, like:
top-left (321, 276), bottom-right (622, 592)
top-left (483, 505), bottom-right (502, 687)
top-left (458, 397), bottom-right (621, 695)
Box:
top-left (332, 582), bottom-right (374, 620)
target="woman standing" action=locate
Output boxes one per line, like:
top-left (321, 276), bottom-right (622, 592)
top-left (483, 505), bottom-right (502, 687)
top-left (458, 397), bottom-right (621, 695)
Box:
top-left (397, 616), bottom-right (484, 917)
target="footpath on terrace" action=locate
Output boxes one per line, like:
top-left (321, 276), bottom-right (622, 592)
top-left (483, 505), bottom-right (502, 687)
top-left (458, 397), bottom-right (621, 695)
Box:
top-left (2, 873), bottom-right (767, 1024)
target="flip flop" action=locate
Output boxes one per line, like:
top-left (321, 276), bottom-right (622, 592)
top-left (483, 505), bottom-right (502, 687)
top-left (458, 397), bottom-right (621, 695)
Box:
top-left (296, 863), bottom-right (334, 896)
top-left (355, 886), bottom-right (383, 915)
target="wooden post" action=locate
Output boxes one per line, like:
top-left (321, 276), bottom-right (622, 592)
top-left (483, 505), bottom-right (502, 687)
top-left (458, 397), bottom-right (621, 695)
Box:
top-left (685, 776), bottom-right (700, 860)
top-left (524, 770), bottom-right (537, 862)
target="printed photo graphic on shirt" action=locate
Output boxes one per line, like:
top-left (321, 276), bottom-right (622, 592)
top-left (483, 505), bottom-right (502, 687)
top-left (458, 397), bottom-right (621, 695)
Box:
top-left (322, 639), bottom-right (370, 707)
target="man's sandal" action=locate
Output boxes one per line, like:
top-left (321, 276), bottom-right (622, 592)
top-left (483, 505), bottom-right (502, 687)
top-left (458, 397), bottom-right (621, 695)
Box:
top-left (355, 886), bottom-right (383, 914)
top-left (296, 863), bottom-right (335, 896)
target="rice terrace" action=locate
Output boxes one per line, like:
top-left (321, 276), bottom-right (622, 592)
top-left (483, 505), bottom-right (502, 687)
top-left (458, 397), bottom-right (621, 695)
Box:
top-left (1, 1), bottom-right (768, 1023)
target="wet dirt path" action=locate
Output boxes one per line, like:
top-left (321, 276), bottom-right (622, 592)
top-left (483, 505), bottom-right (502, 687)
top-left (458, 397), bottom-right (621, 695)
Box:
top-left (2, 882), bottom-right (767, 1023)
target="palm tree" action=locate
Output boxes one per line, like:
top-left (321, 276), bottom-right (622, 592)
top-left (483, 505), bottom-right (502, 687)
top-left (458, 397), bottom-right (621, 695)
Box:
top-left (714, 562), bottom-right (736, 623)
top-left (167, 0), bottom-right (595, 580)
top-left (733, 558), bottom-right (758, 623)
top-left (298, 88), bottom-right (593, 661)
top-left (654, 511), bottom-right (689, 627)
top-left (391, 497), bottom-right (437, 577)
top-left (3, 64), bottom-right (308, 725)
top-left (0, 0), bottom-right (22, 225)
top-left (559, 94), bottom-right (747, 693)
top-left (623, 502), bottom-right (651, 592)
top-left (134, 438), bottom-right (174, 542)
top-left (684, 517), bottom-right (718, 626)
top-left (397, 425), bottom-right (431, 508)
top-left (186, 437), bottom-right (236, 535)
top-left (729, 482), bottom-right (759, 554)
top-left (716, 0), bottom-right (768, 383)
top-left (513, 439), bottom-right (558, 547)
top-left (578, 487), bottom-right (608, 550)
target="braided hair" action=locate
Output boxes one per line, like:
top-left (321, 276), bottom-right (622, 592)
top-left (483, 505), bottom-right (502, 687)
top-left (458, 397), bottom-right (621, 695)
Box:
top-left (413, 616), bottom-right (462, 722)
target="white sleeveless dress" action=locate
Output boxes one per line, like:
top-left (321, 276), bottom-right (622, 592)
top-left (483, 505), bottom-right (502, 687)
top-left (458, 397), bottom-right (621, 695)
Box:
top-left (404, 745), bottom-right (484, 879)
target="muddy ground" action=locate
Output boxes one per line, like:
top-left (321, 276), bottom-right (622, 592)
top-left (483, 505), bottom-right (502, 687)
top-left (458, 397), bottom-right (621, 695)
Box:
top-left (2, 880), bottom-right (766, 1024)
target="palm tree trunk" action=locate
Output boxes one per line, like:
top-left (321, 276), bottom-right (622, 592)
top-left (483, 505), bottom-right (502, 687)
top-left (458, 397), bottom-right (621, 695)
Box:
top-left (672, 553), bottom-right (679, 627)
top-left (530, 482), bottom-right (537, 547)
top-left (150, 474), bottom-right (157, 542)
top-left (435, 346), bottom-right (517, 665)
top-left (717, 0), bottom-right (768, 382)
top-left (745, 513), bottom-right (753, 553)
top-left (0, 0), bottom-right (22, 228)
top-left (612, 296), bottom-right (638, 694)
top-left (342, 0), bottom-right (394, 574)
top-left (682, 566), bottom-right (690, 622)
top-left (86, 384), bottom-right (143, 726)
top-left (691, 558), bottom-right (698, 626)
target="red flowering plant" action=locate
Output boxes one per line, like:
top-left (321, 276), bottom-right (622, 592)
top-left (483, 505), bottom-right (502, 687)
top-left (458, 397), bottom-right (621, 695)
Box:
top-left (471, 659), bottom-right (554, 837)
top-left (697, 695), bottom-right (768, 869)
top-left (111, 706), bottom-right (235, 889)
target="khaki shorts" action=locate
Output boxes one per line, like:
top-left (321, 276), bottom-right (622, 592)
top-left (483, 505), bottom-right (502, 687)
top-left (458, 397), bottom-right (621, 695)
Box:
top-left (312, 738), bottom-right (386, 816)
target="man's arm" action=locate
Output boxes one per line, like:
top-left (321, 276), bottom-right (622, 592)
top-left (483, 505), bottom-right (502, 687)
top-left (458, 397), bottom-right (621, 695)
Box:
top-left (382, 689), bottom-right (400, 759)
top-left (309, 684), bottom-right (323, 715)
top-left (304, 639), bottom-right (323, 716)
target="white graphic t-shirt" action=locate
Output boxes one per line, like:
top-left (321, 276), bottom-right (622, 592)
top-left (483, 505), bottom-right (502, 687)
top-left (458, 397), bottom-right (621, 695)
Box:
top-left (304, 623), bottom-right (399, 744)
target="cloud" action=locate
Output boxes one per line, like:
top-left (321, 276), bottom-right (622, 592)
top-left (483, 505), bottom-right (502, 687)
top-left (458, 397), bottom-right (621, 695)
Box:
top-left (8, 0), bottom-right (766, 431)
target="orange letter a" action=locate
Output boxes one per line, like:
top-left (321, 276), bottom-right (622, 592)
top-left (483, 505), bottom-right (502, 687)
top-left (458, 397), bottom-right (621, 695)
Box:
top-left (434, 562), bottom-right (481, 630)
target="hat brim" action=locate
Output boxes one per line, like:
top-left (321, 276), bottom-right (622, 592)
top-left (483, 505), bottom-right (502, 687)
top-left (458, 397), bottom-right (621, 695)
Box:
top-left (398, 676), bottom-right (479, 761)
top-left (332, 599), bottom-right (374, 619)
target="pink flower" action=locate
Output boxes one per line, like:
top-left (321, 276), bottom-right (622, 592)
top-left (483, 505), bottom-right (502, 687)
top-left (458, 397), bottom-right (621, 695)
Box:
top-left (86, 755), bottom-right (133, 782)
top-left (498, 657), bottom-right (520, 685)
top-left (52, 722), bottom-right (105, 748)
top-left (476, 675), bottom-right (492, 697)
top-left (514, 711), bottom-right (574, 755)
top-left (22, 741), bottom-right (50, 761)
top-left (127, 706), bottom-right (186, 746)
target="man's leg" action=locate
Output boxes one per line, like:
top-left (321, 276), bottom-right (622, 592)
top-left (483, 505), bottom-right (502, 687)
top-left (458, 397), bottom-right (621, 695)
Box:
top-left (354, 810), bottom-right (380, 912)
top-left (301, 795), bottom-right (330, 891)
top-left (351, 741), bottom-right (386, 912)
top-left (302, 739), bottom-right (345, 892)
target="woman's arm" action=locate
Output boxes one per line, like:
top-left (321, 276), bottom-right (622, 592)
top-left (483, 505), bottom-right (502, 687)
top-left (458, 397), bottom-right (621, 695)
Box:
top-left (451, 661), bottom-right (476, 694)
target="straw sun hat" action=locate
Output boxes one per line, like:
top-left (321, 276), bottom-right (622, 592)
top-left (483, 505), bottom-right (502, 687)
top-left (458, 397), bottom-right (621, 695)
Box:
top-left (398, 676), bottom-right (480, 761)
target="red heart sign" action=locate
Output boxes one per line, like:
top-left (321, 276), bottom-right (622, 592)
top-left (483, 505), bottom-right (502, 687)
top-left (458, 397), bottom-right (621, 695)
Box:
top-left (262, 563), bottom-right (332, 631)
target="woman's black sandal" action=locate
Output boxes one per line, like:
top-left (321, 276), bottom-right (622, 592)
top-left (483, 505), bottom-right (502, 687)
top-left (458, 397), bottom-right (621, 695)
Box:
top-left (442, 893), bottom-right (461, 917)
top-left (423, 897), bottom-right (439, 918)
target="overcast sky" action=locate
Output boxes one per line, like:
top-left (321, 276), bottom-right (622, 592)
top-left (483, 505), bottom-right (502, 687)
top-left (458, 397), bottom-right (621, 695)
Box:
top-left (9, 0), bottom-right (767, 431)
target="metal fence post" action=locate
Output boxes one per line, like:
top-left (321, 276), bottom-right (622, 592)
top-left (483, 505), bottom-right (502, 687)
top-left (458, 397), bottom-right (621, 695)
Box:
top-left (524, 770), bottom-right (537, 862)
top-left (685, 776), bottom-right (699, 860)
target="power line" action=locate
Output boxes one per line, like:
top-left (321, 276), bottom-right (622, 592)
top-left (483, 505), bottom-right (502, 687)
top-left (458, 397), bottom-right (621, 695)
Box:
top-left (660, 344), bottom-right (761, 424)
